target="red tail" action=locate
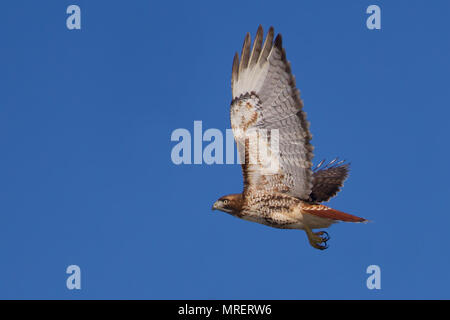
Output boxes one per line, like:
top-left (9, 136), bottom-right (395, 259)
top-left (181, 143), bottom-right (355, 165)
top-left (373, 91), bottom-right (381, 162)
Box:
top-left (302, 204), bottom-right (366, 222)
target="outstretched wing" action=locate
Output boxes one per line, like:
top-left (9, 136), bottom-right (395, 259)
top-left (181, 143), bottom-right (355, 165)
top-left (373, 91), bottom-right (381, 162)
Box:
top-left (230, 26), bottom-right (314, 200)
top-left (310, 159), bottom-right (350, 203)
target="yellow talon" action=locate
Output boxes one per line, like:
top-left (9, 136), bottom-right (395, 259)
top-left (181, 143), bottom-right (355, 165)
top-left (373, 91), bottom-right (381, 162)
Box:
top-left (304, 227), bottom-right (330, 250)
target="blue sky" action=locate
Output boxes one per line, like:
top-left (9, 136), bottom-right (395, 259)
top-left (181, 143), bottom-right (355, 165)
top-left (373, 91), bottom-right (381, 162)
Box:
top-left (1, 0), bottom-right (449, 299)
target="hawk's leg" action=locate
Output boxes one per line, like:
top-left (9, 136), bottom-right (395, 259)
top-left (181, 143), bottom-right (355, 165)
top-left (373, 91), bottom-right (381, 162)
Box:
top-left (304, 226), bottom-right (330, 250)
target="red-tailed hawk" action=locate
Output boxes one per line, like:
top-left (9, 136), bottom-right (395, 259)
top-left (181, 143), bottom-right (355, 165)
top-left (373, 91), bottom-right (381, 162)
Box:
top-left (212, 26), bottom-right (367, 250)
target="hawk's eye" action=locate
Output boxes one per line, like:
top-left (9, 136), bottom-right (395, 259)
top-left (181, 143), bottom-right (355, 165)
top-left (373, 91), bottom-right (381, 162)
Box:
top-left (223, 199), bottom-right (230, 205)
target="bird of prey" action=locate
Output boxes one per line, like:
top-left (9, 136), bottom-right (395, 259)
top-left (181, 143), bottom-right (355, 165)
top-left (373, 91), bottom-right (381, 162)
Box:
top-left (212, 26), bottom-right (367, 250)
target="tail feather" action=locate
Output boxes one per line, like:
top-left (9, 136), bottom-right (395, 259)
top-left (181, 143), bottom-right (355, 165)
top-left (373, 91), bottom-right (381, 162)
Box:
top-left (301, 204), bottom-right (367, 223)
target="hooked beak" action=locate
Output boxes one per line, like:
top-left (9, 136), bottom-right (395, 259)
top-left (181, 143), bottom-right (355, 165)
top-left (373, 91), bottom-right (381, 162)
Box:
top-left (212, 201), bottom-right (219, 211)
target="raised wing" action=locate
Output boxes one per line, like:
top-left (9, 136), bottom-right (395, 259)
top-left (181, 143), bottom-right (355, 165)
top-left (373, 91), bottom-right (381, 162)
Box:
top-left (310, 159), bottom-right (350, 203)
top-left (230, 26), bottom-right (314, 200)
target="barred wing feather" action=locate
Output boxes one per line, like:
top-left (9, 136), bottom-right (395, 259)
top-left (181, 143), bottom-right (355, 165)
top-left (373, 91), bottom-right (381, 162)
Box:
top-left (230, 26), bottom-right (314, 201)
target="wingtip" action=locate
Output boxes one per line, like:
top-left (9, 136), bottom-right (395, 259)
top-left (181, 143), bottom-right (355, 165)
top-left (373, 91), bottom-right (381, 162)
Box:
top-left (255, 26), bottom-right (264, 43)
top-left (231, 52), bottom-right (240, 85)
top-left (274, 33), bottom-right (282, 49)
top-left (241, 32), bottom-right (251, 53)
top-left (233, 52), bottom-right (239, 62)
top-left (244, 32), bottom-right (251, 42)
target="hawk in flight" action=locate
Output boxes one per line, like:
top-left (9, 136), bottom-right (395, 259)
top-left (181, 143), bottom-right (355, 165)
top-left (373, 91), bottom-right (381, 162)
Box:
top-left (212, 26), bottom-right (367, 250)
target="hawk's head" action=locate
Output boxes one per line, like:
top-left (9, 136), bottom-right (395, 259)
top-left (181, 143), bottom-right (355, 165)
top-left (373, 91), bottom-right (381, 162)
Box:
top-left (212, 194), bottom-right (243, 215)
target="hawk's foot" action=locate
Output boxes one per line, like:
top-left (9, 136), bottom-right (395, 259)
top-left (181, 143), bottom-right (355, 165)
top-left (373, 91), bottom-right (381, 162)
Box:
top-left (305, 228), bottom-right (330, 250)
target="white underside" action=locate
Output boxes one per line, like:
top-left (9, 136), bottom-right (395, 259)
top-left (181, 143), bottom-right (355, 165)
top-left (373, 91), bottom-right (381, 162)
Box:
top-left (241, 208), bottom-right (336, 230)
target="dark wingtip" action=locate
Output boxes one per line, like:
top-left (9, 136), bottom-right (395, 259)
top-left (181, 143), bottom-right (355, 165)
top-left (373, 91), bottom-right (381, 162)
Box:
top-left (245, 32), bottom-right (251, 42)
top-left (233, 52), bottom-right (239, 63)
top-left (232, 52), bottom-right (239, 73)
top-left (274, 33), bottom-right (282, 49)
